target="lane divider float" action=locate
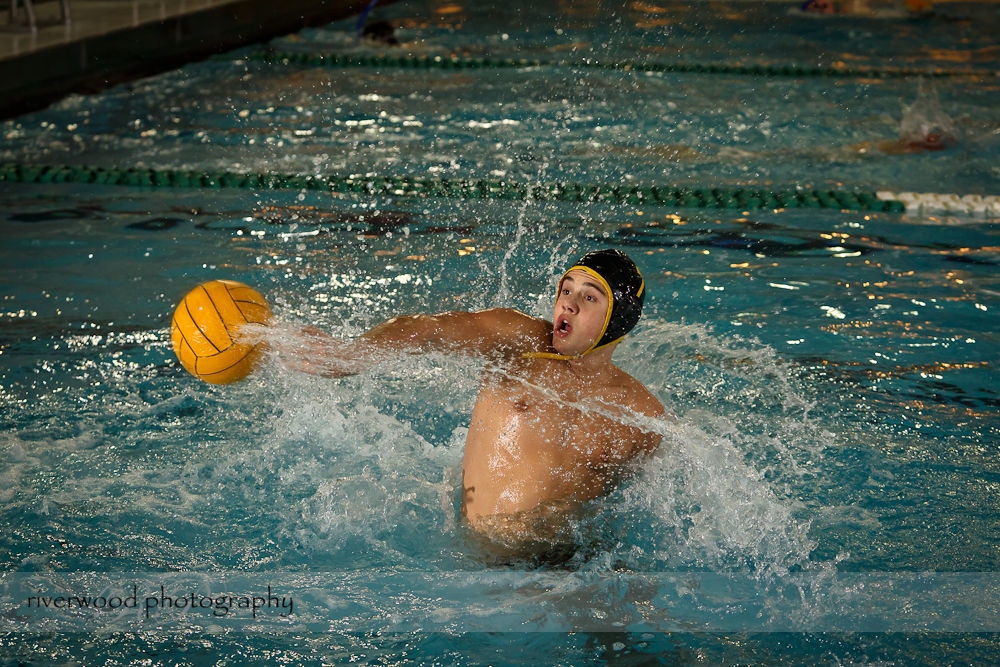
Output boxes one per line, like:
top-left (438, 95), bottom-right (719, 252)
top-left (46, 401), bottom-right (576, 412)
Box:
top-left (1, 163), bottom-right (993, 214)
top-left (877, 191), bottom-right (1000, 215)
top-left (244, 50), bottom-right (997, 80)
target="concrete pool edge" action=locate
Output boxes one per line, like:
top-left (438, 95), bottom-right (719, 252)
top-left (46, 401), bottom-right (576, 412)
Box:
top-left (0, 0), bottom-right (376, 121)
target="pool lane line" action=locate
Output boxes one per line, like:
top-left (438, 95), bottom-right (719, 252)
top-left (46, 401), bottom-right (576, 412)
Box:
top-left (877, 191), bottom-right (1000, 215)
top-left (0, 162), bottom-right (900, 211)
top-left (239, 50), bottom-right (997, 80)
top-left (2, 163), bottom-right (996, 214)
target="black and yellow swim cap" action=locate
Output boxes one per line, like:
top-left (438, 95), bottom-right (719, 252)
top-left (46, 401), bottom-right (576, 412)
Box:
top-left (524, 249), bottom-right (645, 360)
top-left (559, 249), bottom-right (645, 355)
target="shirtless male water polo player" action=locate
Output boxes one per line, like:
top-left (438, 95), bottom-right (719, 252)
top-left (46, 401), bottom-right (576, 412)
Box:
top-left (286, 249), bottom-right (664, 559)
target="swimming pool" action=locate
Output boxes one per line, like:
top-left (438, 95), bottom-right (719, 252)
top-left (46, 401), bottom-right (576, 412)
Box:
top-left (1, 0), bottom-right (999, 663)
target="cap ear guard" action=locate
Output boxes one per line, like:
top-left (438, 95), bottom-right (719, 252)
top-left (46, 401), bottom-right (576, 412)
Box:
top-left (597, 273), bottom-right (644, 349)
top-left (575, 249), bottom-right (644, 349)
top-left (606, 283), bottom-right (643, 338)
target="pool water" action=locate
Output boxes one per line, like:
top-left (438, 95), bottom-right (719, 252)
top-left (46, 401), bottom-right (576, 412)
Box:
top-left (3, 2), bottom-right (999, 195)
top-left (2, 0), bottom-right (999, 664)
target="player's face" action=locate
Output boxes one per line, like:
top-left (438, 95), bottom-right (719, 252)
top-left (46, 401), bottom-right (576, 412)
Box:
top-left (552, 270), bottom-right (610, 356)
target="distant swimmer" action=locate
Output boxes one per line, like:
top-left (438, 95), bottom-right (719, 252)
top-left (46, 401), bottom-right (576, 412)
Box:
top-left (898, 80), bottom-right (958, 151)
top-left (903, 130), bottom-right (952, 151)
top-left (801, 0), bottom-right (835, 14)
top-left (800, 0), bottom-right (933, 17)
top-left (849, 136), bottom-right (951, 155)
top-left (362, 19), bottom-right (399, 46)
top-left (281, 249), bottom-right (665, 563)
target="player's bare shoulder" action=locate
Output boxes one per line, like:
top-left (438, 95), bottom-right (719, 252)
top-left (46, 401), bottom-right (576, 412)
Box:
top-left (470, 308), bottom-right (552, 354)
top-left (474, 307), bottom-right (547, 330)
top-left (604, 367), bottom-right (661, 417)
top-left (606, 368), bottom-right (665, 457)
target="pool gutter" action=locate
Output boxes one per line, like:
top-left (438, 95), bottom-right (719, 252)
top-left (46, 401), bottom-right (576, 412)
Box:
top-left (0, 0), bottom-right (383, 120)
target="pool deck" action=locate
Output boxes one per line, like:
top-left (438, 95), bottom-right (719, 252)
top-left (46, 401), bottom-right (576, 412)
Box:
top-left (0, 0), bottom-right (371, 119)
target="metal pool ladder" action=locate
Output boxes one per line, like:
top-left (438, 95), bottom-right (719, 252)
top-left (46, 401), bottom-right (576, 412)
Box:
top-left (5, 0), bottom-right (71, 32)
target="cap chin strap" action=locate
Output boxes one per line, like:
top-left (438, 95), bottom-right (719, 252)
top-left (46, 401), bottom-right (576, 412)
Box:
top-left (522, 335), bottom-right (624, 361)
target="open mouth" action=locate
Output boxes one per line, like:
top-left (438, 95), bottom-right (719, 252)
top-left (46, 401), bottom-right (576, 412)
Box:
top-left (556, 317), bottom-right (572, 336)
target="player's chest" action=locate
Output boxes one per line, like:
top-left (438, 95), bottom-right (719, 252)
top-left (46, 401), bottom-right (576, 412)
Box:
top-left (487, 364), bottom-right (600, 416)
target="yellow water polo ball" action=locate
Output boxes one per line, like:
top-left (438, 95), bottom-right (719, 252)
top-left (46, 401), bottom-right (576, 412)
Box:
top-left (170, 280), bottom-right (271, 384)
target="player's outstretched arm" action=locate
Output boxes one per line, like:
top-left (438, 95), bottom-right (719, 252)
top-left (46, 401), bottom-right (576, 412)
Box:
top-left (282, 308), bottom-right (548, 378)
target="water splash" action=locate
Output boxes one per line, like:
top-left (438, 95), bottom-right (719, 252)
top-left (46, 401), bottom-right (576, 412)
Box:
top-left (899, 79), bottom-right (958, 151)
top-left (251, 305), bottom-right (834, 579)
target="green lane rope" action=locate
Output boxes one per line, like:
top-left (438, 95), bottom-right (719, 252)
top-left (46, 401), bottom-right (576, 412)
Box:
top-left (242, 50), bottom-right (993, 80)
top-left (0, 163), bottom-right (907, 212)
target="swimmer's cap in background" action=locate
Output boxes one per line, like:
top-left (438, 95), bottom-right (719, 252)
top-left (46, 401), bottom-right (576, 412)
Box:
top-left (527, 248), bottom-right (645, 360)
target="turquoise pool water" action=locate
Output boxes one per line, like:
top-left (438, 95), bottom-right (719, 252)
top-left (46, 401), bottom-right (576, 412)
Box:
top-left (2, 0), bottom-right (999, 664)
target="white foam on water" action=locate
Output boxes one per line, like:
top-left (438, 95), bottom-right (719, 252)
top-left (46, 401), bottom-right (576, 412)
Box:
top-left (619, 420), bottom-right (817, 575)
top-left (592, 318), bottom-right (841, 577)
top-left (246, 340), bottom-right (477, 566)
top-left (621, 319), bottom-right (832, 469)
